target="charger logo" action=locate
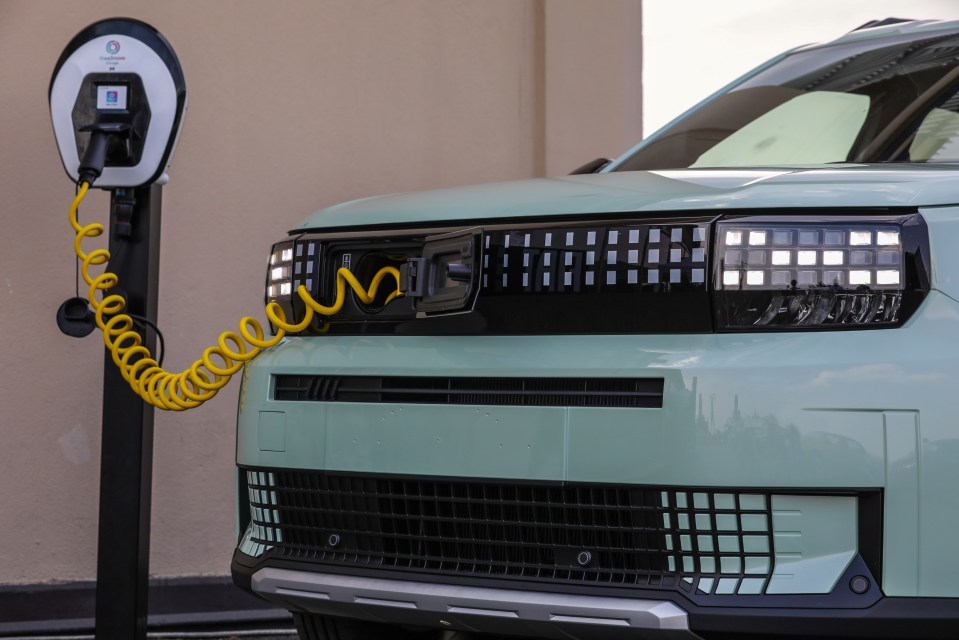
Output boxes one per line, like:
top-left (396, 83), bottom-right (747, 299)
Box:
top-left (106, 40), bottom-right (121, 54)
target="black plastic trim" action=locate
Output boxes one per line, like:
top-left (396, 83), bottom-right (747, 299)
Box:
top-left (234, 468), bottom-right (883, 609)
top-left (689, 593), bottom-right (959, 640)
top-left (287, 213), bottom-right (714, 335)
top-left (276, 207), bottom-right (929, 336)
top-left (857, 491), bottom-right (884, 586)
top-left (232, 554), bottom-right (959, 639)
top-left (237, 466), bottom-right (251, 544)
top-left (712, 212), bottom-right (929, 332)
top-left (852, 17), bottom-right (917, 32)
top-left (287, 207), bottom-right (916, 238)
top-left (235, 551), bottom-right (882, 608)
top-left (569, 157), bottom-right (612, 174)
top-left (273, 375), bottom-right (665, 408)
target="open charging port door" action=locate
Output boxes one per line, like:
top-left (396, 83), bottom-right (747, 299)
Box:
top-left (402, 227), bottom-right (483, 316)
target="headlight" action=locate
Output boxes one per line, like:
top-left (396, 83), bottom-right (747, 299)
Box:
top-left (265, 240), bottom-right (295, 332)
top-left (713, 214), bottom-right (929, 329)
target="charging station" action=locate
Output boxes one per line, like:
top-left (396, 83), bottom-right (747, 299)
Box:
top-left (49, 16), bottom-right (409, 640)
top-left (50, 18), bottom-right (186, 188)
top-left (50, 18), bottom-right (187, 640)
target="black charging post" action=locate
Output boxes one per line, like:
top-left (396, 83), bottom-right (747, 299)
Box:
top-left (93, 185), bottom-right (162, 640)
top-left (50, 19), bottom-right (186, 639)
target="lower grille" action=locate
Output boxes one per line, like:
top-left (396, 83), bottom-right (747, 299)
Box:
top-left (273, 375), bottom-right (665, 408)
top-left (243, 470), bottom-right (776, 595)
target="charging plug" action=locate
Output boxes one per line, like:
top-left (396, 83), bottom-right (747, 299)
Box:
top-left (78, 122), bottom-right (131, 185)
top-left (400, 258), bottom-right (427, 298)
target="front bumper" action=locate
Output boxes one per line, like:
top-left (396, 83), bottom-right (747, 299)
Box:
top-left (232, 558), bottom-right (959, 639)
top-left (234, 290), bottom-right (959, 634)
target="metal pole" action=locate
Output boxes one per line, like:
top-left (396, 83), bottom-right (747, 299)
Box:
top-left (94, 184), bottom-right (162, 640)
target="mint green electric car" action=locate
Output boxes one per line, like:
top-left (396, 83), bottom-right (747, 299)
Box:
top-left (234, 18), bottom-right (959, 640)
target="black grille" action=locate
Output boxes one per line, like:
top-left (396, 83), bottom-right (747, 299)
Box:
top-left (286, 217), bottom-right (717, 336)
top-left (480, 223), bottom-right (709, 294)
top-left (244, 470), bottom-right (778, 594)
top-left (273, 375), bottom-right (664, 408)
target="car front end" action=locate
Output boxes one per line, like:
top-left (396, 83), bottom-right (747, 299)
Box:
top-left (233, 18), bottom-right (959, 640)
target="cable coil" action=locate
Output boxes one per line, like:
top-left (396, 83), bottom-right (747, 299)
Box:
top-left (69, 181), bottom-right (403, 411)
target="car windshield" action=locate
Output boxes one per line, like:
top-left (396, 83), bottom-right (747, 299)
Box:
top-left (614, 28), bottom-right (959, 171)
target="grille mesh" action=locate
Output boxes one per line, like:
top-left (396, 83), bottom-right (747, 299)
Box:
top-left (244, 470), bottom-right (776, 594)
top-left (273, 375), bottom-right (664, 408)
top-left (480, 224), bottom-right (709, 293)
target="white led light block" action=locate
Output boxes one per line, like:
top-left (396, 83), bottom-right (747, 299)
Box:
top-left (849, 231), bottom-right (871, 246)
top-left (849, 271), bottom-right (871, 285)
top-left (281, 248), bottom-right (293, 261)
top-left (271, 266), bottom-right (288, 281)
top-left (746, 271), bottom-right (764, 286)
top-left (877, 270), bottom-right (900, 285)
top-left (279, 282), bottom-right (292, 295)
top-left (726, 231), bottom-right (743, 246)
top-left (798, 251), bottom-right (817, 266)
top-left (749, 231), bottom-right (767, 246)
top-left (877, 231), bottom-right (900, 246)
top-left (723, 271), bottom-right (740, 286)
top-left (771, 250), bottom-right (791, 266)
top-left (823, 251), bottom-right (844, 266)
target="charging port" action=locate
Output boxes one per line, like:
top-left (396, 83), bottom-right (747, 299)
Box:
top-left (402, 228), bottom-right (482, 316)
top-left (353, 252), bottom-right (409, 313)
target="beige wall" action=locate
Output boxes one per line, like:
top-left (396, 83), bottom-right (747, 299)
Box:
top-left (0, 1), bottom-right (642, 583)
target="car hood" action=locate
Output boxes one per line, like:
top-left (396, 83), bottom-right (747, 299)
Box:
top-left (294, 164), bottom-right (959, 231)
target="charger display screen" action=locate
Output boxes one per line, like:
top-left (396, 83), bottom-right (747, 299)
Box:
top-left (96, 84), bottom-right (128, 110)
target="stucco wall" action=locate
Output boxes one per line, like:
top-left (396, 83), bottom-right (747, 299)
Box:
top-left (0, 1), bottom-right (642, 583)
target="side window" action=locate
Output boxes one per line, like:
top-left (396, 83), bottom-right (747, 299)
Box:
top-left (909, 99), bottom-right (959, 162)
top-left (690, 91), bottom-right (870, 167)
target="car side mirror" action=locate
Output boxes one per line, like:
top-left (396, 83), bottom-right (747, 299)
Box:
top-left (569, 157), bottom-right (611, 175)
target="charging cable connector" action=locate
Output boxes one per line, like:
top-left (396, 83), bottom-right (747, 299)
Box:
top-left (77, 123), bottom-right (131, 186)
top-left (66, 183), bottom-right (404, 411)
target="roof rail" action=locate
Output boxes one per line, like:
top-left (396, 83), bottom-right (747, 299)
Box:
top-left (852, 17), bottom-right (916, 32)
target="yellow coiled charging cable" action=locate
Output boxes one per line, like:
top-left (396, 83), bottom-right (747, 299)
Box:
top-left (70, 181), bottom-right (403, 411)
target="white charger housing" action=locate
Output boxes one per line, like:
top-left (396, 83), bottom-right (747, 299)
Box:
top-left (49, 18), bottom-right (187, 188)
